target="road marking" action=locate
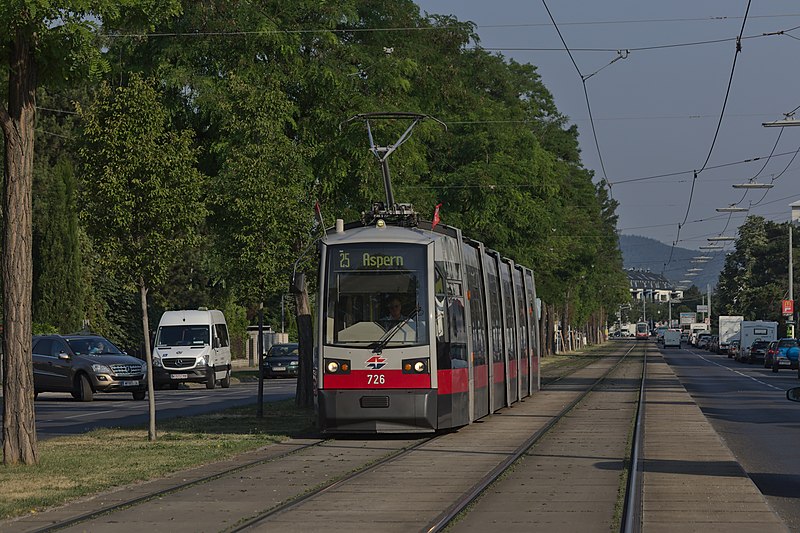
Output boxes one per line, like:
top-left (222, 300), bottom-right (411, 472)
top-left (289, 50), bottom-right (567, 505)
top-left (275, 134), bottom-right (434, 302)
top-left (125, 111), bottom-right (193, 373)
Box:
top-left (687, 350), bottom-right (783, 391)
top-left (64, 410), bottom-right (114, 419)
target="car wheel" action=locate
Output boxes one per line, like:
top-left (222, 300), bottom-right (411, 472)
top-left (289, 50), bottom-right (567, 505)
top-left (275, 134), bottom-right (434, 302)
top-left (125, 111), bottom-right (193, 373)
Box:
top-left (206, 366), bottom-right (216, 389)
top-left (132, 390), bottom-right (146, 401)
top-left (773, 363), bottom-right (780, 373)
top-left (74, 374), bottom-right (93, 402)
top-left (221, 369), bottom-right (231, 389)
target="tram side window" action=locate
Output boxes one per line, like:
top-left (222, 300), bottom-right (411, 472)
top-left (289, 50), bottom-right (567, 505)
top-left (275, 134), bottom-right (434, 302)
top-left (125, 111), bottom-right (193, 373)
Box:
top-left (435, 266), bottom-right (450, 369)
top-left (465, 259), bottom-right (487, 367)
top-left (449, 296), bottom-right (468, 368)
top-left (485, 260), bottom-right (504, 364)
top-left (514, 273), bottom-right (528, 359)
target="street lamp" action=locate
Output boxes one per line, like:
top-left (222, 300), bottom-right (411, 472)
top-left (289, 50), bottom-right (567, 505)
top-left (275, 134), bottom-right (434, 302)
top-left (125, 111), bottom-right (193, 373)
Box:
top-left (700, 245), bottom-right (723, 250)
top-left (688, 268), bottom-right (703, 272)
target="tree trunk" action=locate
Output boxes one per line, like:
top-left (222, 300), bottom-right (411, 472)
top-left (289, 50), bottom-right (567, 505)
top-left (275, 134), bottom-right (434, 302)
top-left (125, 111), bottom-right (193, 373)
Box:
top-left (293, 273), bottom-right (314, 408)
top-left (1, 28), bottom-right (38, 465)
top-left (139, 278), bottom-right (156, 441)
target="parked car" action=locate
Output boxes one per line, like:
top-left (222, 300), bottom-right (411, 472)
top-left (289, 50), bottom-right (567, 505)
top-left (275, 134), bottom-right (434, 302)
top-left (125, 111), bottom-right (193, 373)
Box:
top-left (772, 338), bottom-right (800, 373)
top-left (32, 334), bottom-right (147, 401)
top-left (680, 332), bottom-right (689, 344)
top-left (764, 341), bottom-right (779, 368)
top-left (746, 340), bottom-right (770, 364)
top-left (727, 339), bottom-right (740, 359)
top-left (708, 335), bottom-right (720, 353)
top-left (696, 333), bottom-right (712, 350)
top-left (261, 343), bottom-right (300, 378)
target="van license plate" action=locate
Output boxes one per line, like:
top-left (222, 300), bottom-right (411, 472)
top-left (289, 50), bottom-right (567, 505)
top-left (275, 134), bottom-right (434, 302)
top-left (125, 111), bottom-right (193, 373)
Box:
top-left (171, 374), bottom-right (188, 379)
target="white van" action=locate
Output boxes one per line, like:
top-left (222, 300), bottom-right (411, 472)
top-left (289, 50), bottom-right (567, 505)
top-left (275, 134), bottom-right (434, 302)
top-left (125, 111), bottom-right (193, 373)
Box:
top-left (152, 309), bottom-right (232, 389)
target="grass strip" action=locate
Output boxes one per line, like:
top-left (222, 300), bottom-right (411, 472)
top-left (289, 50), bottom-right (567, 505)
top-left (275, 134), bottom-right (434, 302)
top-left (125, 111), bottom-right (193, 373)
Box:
top-left (0, 399), bottom-right (315, 520)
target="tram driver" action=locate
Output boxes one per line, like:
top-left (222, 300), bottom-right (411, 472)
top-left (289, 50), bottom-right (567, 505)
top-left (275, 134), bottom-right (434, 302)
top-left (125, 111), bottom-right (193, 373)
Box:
top-left (381, 297), bottom-right (406, 326)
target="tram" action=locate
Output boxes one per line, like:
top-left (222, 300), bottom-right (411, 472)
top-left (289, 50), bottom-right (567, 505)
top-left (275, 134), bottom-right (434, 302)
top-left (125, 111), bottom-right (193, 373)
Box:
top-left (315, 113), bottom-right (540, 433)
top-left (635, 321), bottom-right (649, 339)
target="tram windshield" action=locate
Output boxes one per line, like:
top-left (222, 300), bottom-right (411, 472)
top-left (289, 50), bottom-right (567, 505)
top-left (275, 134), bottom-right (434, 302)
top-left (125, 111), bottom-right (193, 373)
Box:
top-left (324, 243), bottom-right (429, 347)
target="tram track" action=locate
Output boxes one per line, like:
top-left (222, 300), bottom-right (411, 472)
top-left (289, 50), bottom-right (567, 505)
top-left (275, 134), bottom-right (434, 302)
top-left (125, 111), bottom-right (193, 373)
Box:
top-left (33, 435), bottom-right (446, 533)
top-left (16, 342), bottom-right (648, 533)
top-left (427, 340), bottom-right (647, 532)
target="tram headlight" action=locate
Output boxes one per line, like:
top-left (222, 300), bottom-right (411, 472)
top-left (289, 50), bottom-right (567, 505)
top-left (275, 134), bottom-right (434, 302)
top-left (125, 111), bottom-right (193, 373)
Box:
top-left (402, 358), bottom-right (429, 374)
top-left (324, 358), bottom-right (351, 374)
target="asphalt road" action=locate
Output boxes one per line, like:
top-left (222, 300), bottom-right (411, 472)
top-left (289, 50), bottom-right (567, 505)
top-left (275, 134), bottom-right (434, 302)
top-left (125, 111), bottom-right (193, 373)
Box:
top-left (32, 378), bottom-right (297, 439)
top-left (660, 343), bottom-right (800, 530)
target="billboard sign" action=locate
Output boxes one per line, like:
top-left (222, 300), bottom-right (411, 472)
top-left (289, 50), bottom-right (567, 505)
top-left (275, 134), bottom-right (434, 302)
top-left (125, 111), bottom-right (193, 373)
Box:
top-left (680, 312), bottom-right (696, 325)
top-left (783, 299), bottom-right (794, 315)
top-left (696, 305), bottom-right (709, 313)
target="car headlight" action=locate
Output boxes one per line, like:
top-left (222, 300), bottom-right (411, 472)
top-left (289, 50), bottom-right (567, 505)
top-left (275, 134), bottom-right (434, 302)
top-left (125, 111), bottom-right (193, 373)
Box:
top-left (140, 364), bottom-right (147, 375)
top-left (152, 355), bottom-right (162, 368)
top-left (92, 363), bottom-right (112, 374)
top-left (196, 356), bottom-right (206, 367)
top-left (289, 361), bottom-right (299, 366)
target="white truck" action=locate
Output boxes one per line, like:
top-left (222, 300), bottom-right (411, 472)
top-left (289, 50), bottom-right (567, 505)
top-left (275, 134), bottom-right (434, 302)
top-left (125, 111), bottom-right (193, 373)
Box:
top-left (717, 315), bottom-right (743, 354)
top-left (152, 308), bottom-right (232, 389)
top-left (738, 320), bottom-right (778, 362)
top-left (663, 329), bottom-right (682, 348)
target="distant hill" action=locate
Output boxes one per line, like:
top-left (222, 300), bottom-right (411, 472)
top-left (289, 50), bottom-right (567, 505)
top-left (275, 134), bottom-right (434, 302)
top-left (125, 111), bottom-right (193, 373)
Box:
top-left (619, 234), bottom-right (725, 290)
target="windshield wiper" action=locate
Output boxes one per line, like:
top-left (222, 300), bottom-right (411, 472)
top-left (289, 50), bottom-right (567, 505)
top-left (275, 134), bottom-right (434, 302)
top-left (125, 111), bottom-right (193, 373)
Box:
top-left (369, 305), bottom-right (420, 354)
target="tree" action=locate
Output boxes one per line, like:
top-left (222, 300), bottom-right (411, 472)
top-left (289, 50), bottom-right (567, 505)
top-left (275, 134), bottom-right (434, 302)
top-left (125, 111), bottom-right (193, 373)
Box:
top-left (0, 0), bottom-right (181, 465)
top-left (32, 159), bottom-right (83, 332)
top-left (78, 75), bottom-right (206, 441)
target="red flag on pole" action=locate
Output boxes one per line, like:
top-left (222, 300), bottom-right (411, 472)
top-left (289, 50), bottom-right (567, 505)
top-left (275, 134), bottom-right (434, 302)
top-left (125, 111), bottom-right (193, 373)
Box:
top-left (432, 203), bottom-right (442, 230)
top-left (314, 201), bottom-right (324, 228)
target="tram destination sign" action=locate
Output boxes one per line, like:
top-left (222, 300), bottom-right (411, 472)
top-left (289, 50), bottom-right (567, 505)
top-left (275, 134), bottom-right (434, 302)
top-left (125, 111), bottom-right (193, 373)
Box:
top-left (337, 250), bottom-right (405, 270)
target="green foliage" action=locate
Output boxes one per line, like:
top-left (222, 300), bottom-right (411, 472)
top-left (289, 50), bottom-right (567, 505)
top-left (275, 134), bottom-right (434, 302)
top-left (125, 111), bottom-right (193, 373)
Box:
top-left (32, 159), bottom-right (84, 333)
top-left (716, 216), bottom-right (789, 322)
top-left (14, 0), bottom-right (630, 341)
top-left (77, 75), bottom-right (207, 291)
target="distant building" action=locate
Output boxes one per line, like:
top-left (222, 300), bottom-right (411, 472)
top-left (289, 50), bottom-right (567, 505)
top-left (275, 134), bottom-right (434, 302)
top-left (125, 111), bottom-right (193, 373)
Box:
top-left (627, 268), bottom-right (683, 302)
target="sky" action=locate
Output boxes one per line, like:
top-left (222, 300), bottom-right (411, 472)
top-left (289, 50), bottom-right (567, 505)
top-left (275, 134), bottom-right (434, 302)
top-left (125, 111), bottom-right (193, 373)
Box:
top-left (413, 1), bottom-right (800, 262)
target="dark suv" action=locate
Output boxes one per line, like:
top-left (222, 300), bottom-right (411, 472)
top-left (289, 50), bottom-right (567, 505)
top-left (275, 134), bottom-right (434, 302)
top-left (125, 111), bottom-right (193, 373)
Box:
top-left (32, 335), bottom-right (147, 401)
top-left (746, 340), bottom-right (770, 365)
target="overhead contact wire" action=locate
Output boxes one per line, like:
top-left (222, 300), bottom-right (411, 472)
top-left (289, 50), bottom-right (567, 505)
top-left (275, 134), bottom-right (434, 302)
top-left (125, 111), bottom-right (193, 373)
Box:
top-left (542, 0), bottom-right (616, 198)
top-left (664, 0), bottom-right (753, 274)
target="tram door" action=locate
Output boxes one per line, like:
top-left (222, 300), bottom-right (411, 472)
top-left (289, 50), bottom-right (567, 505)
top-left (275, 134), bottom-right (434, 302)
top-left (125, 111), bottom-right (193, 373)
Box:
top-left (463, 244), bottom-right (489, 420)
top-left (513, 267), bottom-right (529, 399)
top-left (484, 254), bottom-right (506, 412)
top-left (524, 269), bottom-right (541, 393)
top-left (500, 261), bottom-right (518, 405)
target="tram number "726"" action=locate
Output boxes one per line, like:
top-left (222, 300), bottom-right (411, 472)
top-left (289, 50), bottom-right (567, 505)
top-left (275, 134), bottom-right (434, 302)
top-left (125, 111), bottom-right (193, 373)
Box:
top-left (367, 374), bottom-right (386, 385)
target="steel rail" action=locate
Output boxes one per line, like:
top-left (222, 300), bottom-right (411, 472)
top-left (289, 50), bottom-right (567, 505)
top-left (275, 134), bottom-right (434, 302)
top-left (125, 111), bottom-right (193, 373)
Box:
top-left (622, 342), bottom-right (648, 533)
top-left (227, 434), bottom-right (441, 532)
top-left (423, 341), bottom-right (644, 533)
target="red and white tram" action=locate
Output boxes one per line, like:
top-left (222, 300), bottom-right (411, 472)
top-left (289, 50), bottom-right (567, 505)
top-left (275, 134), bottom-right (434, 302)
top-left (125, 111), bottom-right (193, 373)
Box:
top-left (316, 213), bottom-right (541, 433)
